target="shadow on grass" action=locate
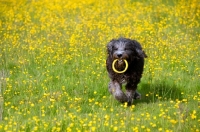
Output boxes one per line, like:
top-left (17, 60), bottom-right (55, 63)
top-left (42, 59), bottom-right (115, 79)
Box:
top-left (134, 81), bottom-right (183, 104)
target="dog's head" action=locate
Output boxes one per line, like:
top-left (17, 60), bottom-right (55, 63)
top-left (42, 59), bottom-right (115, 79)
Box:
top-left (107, 38), bottom-right (147, 70)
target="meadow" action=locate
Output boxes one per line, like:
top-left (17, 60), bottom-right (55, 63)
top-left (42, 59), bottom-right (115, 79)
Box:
top-left (0, 0), bottom-right (200, 131)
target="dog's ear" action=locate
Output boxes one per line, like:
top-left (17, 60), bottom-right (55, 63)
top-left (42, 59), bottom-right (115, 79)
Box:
top-left (136, 48), bottom-right (147, 58)
top-left (131, 40), bottom-right (147, 58)
top-left (107, 40), bottom-right (115, 53)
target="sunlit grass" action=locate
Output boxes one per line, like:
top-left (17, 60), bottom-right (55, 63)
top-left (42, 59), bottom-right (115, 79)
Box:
top-left (0, 0), bottom-right (199, 131)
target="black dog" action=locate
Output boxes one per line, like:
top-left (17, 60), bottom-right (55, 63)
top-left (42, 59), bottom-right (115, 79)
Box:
top-left (106, 37), bottom-right (147, 105)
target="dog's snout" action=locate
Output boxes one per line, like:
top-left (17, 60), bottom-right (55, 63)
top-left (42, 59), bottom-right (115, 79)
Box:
top-left (117, 53), bottom-right (123, 58)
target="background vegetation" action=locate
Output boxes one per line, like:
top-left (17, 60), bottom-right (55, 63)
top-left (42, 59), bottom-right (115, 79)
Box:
top-left (0, 0), bottom-right (199, 131)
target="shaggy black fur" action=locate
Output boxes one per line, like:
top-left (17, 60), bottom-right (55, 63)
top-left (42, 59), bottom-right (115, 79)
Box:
top-left (106, 37), bottom-right (147, 105)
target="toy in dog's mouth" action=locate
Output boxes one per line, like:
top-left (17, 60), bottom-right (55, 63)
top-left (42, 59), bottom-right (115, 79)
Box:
top-left (112, 59), bottom-right (128, 73)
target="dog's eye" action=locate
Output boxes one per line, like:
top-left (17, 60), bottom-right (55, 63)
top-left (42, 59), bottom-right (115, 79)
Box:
top-left (113, 47), bottom-right (118, 50)
top-left (125, 48), bottom-right (128, 51)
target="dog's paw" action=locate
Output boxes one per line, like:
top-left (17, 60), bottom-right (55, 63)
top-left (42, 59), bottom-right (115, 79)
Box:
top-left (134, 91), bottom-right (141, 100)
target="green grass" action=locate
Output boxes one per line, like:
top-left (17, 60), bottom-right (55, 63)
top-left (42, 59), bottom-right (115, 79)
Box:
top-left (0, 0), bottom-right (200, 131)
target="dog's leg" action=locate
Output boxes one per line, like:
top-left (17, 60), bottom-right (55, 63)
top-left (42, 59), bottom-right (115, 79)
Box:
top-left (125, 89), bottom-right (135, 105)
top-left (108, 81), bottom-right (128, 103)
top-left (125, 83), bottom-right (135, 105)
top-left (125, 89), bottom-right (141, 105)
top-left (125, 82), bottom-right (142, 105)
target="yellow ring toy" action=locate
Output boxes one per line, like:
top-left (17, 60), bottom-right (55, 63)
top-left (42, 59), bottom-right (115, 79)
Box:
top-left (112, 59), bottom-right (128, 73)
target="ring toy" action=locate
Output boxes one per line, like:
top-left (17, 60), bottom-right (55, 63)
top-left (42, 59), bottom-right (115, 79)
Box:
top-left (112, 59), bottom-right (128, 73)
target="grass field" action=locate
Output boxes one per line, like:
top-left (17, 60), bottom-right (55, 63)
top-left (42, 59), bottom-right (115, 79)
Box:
top-left (0, 0), bottom-right (200, 131)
